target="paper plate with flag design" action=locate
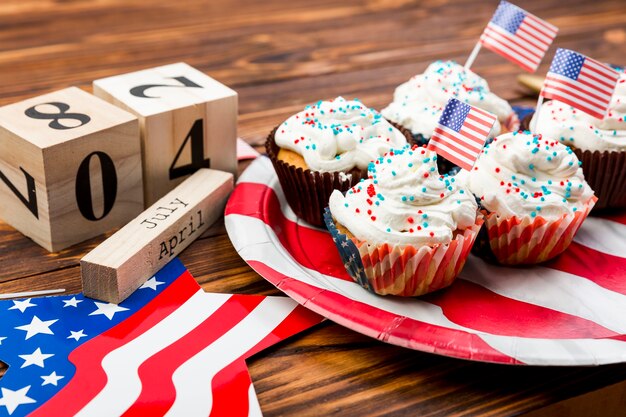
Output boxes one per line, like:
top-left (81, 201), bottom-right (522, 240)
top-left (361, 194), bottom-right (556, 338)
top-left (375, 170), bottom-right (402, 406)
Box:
top-left (225, 156), bottom-right (626, 366)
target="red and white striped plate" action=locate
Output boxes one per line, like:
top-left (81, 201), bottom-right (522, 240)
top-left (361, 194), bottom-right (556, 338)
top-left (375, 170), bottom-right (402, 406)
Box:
top-left (225, 157), bottom-right (626, 365)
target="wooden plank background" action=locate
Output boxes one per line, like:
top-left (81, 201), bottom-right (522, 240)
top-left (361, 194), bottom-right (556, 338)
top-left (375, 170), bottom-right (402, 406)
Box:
top-left (1, 0), bottom-right (626, 415)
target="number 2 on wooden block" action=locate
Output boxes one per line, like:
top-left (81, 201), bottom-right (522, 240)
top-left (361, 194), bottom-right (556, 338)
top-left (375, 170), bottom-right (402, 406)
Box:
top-left (169, 119), bottom-right (210, 180)
top-left (129, 76), bottom-right (202, 99)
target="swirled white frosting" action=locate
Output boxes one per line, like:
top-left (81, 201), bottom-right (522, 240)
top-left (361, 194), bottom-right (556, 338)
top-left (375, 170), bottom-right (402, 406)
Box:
top-left (329, 145), bottom-right (478, 246)
top-left (466, 131), bottom-right (594, 220)
top-left (381, 61), bottom-right (515, 138)
top-left (532, 70), bottom-right (626, 152)
top-left (274, 97), bottom-right (407, 172)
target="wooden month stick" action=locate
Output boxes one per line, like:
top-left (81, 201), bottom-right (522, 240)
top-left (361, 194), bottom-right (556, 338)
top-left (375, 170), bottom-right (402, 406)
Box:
top-left (81, 168), bottom-right (233, 303)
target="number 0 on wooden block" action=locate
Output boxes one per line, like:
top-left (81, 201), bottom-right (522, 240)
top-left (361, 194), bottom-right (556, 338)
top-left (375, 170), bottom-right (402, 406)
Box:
top-left (93, 63), bottom-right (238, 207)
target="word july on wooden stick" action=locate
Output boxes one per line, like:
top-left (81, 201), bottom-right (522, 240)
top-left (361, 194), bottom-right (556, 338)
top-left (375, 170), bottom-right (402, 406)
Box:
top-left (81, 168), bottom-right (233, 303)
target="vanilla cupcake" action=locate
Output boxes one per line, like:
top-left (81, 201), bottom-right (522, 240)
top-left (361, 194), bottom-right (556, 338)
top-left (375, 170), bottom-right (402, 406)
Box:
top-left (266, 97), bottom-right (411, 226)
top-left (466, 131), bottom-right (596, 265)
top-left (324, 144), bottom-right (482, 297)
top-left (382, 60), bottom-right (519, 173)
top-left (531, 70), bottom-right (626, 210)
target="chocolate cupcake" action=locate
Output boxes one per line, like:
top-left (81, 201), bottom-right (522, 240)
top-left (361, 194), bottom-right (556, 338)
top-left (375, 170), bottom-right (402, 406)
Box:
top-left (464, 131), bottom-right (596, 265)
top-left (530, 69), bottom-right (626, 210)
top-left (325, 145), bottom-right (482, 297)
top-left (266, 97), bottom-right (411, 226)
top-left (382, 60), bottom-right (519, 172)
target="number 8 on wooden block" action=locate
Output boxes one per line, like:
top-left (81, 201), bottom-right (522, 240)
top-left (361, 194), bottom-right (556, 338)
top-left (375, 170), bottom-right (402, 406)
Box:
top-left (93, 63), bottom-right (238, 206)
top-left (0, 87), bottom-right (143, 252)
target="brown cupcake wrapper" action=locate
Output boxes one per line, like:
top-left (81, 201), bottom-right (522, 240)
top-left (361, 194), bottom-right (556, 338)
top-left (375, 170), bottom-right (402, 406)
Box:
top-left (573, 149), bottom-right (626, 211)
top-left (265, 122), bottom-right (414, 227)
top-left (520, 110), bottom-right (626, 211)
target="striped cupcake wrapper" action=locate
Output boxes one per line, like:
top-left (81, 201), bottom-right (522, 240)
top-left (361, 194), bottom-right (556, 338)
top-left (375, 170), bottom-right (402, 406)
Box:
top-left (324, 208), bottom-right (483, 297)
top-left (483, 196), bottom-right (597, 265)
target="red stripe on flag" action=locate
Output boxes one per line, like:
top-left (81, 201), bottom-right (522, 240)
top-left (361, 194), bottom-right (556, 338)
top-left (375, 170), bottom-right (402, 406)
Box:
top-left (433, 125), bottom-right (484, 150)
top-left (29, 271), bottom-right (201, 417)
top-left (226, 182), bottom-right (353, 282)
top-left (209, 305), bottom-right (322, 417)
top-left (542, 78), bottom-right (609, 109)
top-left (466, 112), bottom-right (494, 129)
top-left (484, 26), bottom-right (542, 60)
top-left (522, 16), bottom-right (556, 40)
top-left (247, 260), bottom-right (523, 364)
top-left (540, 91), bottom-right (605, 119)
top-left (210, 360), bottom-right (252, 417)
top-left (432, 127), bottom-right (483, 158)
top-left (423, 279), bottom-right (618, 339)
top-left (580, 68), bottom-right (618, 91)
top-left (428, 139), bottom-right (474, 171)
top-left (470, 106), bottom-right (497, 120)
top-left (584, 58), bottom-right (620, 79)
top-left (480, 37), bottom-right (535, 72)
top-left (121, 295), bottom-right (265, 417)
top-left (516, 25), bottom-right (551, 50)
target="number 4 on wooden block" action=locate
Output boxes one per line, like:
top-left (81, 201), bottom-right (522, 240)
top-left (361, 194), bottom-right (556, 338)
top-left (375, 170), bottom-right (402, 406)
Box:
top-left (0, 87), bottom-right (144, 252)
top-left (93, 63), bottom-right (237, 207)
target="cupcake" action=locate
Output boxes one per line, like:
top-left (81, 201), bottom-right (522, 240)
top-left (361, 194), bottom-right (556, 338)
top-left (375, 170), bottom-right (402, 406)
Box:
top-left (324, 144), bottom-right (482, 297)
top-left (465, 131), bottom-right (596, 265)
top-left (382, 60), bottom-right (519, 171)
top-left (266, 97), bottom-right (411, 226)
top-left (531, 69), bottom-right (626, 210)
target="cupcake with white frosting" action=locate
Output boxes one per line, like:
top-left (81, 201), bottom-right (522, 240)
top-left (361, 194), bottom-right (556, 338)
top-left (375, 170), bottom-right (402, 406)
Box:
top-left (324, 144), bottom-right (482, 297)
top-left (266, 97), bottom-right (411, 226)
top-left (531, 70), bottom-right (626, 209)
top-left (382, 60), bottom-right (519, 172)
top-left (465, 130), bottom-right (596, 265)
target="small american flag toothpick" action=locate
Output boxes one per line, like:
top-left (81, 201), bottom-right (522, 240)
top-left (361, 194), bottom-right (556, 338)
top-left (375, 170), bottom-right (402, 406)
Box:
top-left (427, 98), bottom-right (497, 171)
top-left (540, 48), bottom-right (620, 119)
top-left (466, 1), bottom-right (558, 72)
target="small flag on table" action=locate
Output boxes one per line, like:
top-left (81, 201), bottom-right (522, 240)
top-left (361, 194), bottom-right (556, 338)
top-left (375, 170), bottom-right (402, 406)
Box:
top-left (478, 1), bottom-right (558, 72)
top-left (427, 98), bottom-right (497, 171)
top-left (540, 48), bottom-right (620, 119)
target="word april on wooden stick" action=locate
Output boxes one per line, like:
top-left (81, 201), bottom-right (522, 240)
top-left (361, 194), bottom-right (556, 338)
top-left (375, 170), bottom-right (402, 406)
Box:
top-left (81, 168), bottom-right (233, 304)
top-left (465, 1), bottom-right (557, 72)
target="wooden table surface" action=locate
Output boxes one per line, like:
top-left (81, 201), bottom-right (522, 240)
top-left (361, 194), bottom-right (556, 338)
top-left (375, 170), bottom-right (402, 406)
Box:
top-left (2, 0), bottom-right (626, 415)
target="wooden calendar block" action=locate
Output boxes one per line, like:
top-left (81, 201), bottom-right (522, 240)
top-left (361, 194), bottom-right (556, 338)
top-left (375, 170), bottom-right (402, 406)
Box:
top-left (0, 87), bottom-right (143, 252)
top-left (93, 62), bottom-right (237, 206)
top-left (81, 168), bottom-right (233, 303)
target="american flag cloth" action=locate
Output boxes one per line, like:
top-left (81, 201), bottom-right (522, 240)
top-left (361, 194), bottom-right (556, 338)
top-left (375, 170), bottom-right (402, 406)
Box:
top-left (479, 1), bottom-right (558, 72)
top-left (427, 98), bottom-right (497, 171)
top-left (0, 259), bottom-right (322, 417)
top-left (541, 48), bottom-right (620, 119)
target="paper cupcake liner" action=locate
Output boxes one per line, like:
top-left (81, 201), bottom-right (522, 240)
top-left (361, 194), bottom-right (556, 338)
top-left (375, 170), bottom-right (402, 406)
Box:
top-left (521, 110), bottom-right (625, 211)
top-left (479, 197), bottom-right (597, 265)
top-left (324, 208), bottom-right (483, 297)
top-left (266, 123), bottom-right (413, 227)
